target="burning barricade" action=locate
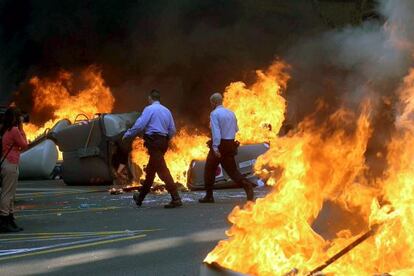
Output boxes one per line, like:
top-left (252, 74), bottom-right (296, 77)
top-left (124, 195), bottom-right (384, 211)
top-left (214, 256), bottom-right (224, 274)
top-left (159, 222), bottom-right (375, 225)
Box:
top-left (53, 112), bottom-right (139, 185)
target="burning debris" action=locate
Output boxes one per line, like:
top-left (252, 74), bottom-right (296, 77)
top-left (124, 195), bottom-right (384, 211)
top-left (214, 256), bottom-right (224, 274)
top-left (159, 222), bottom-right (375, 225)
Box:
top-left (204, 0), bottom-right (414, 275)
top-left (18, 61), bottom-right (285, 189)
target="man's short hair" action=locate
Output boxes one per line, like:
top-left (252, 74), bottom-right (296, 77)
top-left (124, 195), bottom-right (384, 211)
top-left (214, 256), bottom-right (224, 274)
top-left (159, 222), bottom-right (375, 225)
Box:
top-left (210, 93), bottom-right (223, 105)
top-left (150, 89), bottom-right (161, 101)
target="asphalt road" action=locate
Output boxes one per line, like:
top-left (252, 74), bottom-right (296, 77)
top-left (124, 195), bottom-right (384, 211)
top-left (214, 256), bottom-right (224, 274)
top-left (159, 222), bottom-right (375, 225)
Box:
top-left (0, 180), bottom-right (267, 276)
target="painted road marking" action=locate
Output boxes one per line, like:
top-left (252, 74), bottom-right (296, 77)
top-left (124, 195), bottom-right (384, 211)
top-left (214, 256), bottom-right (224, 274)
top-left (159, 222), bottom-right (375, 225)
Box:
top-left (16, 189), bottom-right (105, 199)
top-left (0, 229), bottom-right (162, 261)
top-left (0, 229), bottom-right (161, 242)
top-left (0, 234), bottom-right (147, 261)
top-left (0, 234), bottom-right (142, 256)
top-left (0, 230), bottom-right (160, 236)
top-left (0, 230), bottom-right (160, 243)
top-left (16, 206), bottom-right (123, 218)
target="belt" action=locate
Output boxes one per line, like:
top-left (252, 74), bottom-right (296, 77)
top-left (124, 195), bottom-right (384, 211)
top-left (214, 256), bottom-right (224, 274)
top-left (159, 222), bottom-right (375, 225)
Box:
top-left (145, 133), bottom-right (168, 138)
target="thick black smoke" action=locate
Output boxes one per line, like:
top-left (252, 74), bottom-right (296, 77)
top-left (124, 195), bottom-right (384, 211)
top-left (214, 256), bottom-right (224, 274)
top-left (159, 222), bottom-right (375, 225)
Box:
top-left (0, 0), bottom-right (329, 126)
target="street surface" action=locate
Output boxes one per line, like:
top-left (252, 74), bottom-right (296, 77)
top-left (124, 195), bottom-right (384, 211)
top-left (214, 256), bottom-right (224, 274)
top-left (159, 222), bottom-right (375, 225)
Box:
top-left (0, 180), bottom-right (267, 276)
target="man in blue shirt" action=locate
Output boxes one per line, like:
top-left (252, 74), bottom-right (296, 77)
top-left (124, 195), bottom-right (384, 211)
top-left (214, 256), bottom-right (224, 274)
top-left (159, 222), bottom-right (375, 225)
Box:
top-left (123, 89), bottom-right (182, 208)
top-left (199, 93), bottom-right (254, 203)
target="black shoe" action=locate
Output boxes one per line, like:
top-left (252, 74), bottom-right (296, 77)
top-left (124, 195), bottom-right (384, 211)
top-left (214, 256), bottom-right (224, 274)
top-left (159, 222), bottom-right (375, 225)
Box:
top-left (8, 214), bottom-right (23, 231)
top-left (133, 191), bottom-right (145, 207)
top-left (198, 196), bottom-right (215, 203)
top-left (164, 199), bottom-right (183, 208)
top-left (164, 190), bottom-right (183, 208)
top-left (0, 216), bottom-right (20, 233)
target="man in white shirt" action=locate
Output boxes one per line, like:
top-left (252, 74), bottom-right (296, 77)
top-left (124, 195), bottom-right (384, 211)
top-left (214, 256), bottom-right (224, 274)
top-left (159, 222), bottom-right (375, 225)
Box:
top-left (123, 89), bottom-right (182, 208)
top-left (199, 93), bottom-right (254, 203)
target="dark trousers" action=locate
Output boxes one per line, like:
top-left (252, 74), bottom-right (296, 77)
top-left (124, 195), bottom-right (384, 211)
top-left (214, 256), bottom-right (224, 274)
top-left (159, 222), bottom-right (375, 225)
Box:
top-left (204, 140), bottom-right (247, 196)
top-left (117, 137), bottom-right (133, 165)
top-left (141, 134), bottom-right (177, 196)
top-left (111, 132), bottom-right (133, 168)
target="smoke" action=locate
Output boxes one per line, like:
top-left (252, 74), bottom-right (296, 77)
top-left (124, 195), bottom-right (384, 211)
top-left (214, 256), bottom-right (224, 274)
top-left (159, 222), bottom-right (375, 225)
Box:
top-left (285, 2), bottom-right (411, 120)
top-left (0, 0), bottom-right (324, 126)
top-left (282, 0), bottom-right (414, 177)
top-left (4, 1), bottom-right (414, 174)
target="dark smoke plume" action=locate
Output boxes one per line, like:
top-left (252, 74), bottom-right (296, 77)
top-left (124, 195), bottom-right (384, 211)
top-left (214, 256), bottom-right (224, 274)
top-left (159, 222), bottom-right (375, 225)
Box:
top-left (0, 0), bottom-right (329, 125)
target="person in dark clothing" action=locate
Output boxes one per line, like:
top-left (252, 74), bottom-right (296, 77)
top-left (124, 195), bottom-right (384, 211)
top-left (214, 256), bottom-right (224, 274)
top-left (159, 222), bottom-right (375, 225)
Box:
top-left (123, 90), bottom-right (182, 208)
top-left (112, 134), bottom-right (134, 185)
top-left (199, 93), bottom-right (254, 203)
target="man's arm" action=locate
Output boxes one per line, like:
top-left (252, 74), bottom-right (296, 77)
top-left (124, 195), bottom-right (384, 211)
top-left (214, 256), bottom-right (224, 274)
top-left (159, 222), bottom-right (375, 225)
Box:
top-left (123, 107), bottom-right (152, 139)
top-left (167, 113), bottom-right (176, 139)
top-left (210, 112), bottom-right (221, 152)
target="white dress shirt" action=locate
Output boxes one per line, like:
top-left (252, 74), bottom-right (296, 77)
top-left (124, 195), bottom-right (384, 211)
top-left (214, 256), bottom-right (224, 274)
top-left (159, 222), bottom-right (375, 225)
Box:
top-left (210, 105), bottom-right (239, 151)
top-left (124, 101), bottom-right (176, 139)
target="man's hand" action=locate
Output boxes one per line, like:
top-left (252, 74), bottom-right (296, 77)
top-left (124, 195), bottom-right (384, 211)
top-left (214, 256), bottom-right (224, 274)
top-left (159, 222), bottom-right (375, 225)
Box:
top-left (213, 149), bottom-right (221, 158)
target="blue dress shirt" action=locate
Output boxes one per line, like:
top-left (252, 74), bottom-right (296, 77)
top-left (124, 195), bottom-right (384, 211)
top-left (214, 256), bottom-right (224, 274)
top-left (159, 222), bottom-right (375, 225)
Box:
top-left (123, 101), bottom-right (176, 139)
top-left (210, 105), bottom-right (239, 151)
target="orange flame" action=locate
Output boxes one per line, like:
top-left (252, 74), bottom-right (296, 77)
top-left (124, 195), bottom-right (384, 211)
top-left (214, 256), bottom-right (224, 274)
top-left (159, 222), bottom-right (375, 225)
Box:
top-left (131, 62), bottom-right (289, 187)
top-left (224, 62), bottom-right (289, 144)
top-left (131, 129), bottom-right (209, 185)
top-left (205, 65), bottom-right (414, 275)
top-left (23, 66), bottom-right (115, 142)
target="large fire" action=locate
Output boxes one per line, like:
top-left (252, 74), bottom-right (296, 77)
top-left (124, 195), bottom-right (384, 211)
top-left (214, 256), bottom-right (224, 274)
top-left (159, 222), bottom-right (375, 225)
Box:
top-left (23, 66), bottom-right (115, 142)
top-left (224, 62), bottom-right (289, 144)
top-left (204, 66), bottom-right (414, 275)
top-left (22, 61), bottom-right (288, 188)
top-left (131, 62), bottom-right (289, 186)
top-left (16, 0), bottom-right (414, 273)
